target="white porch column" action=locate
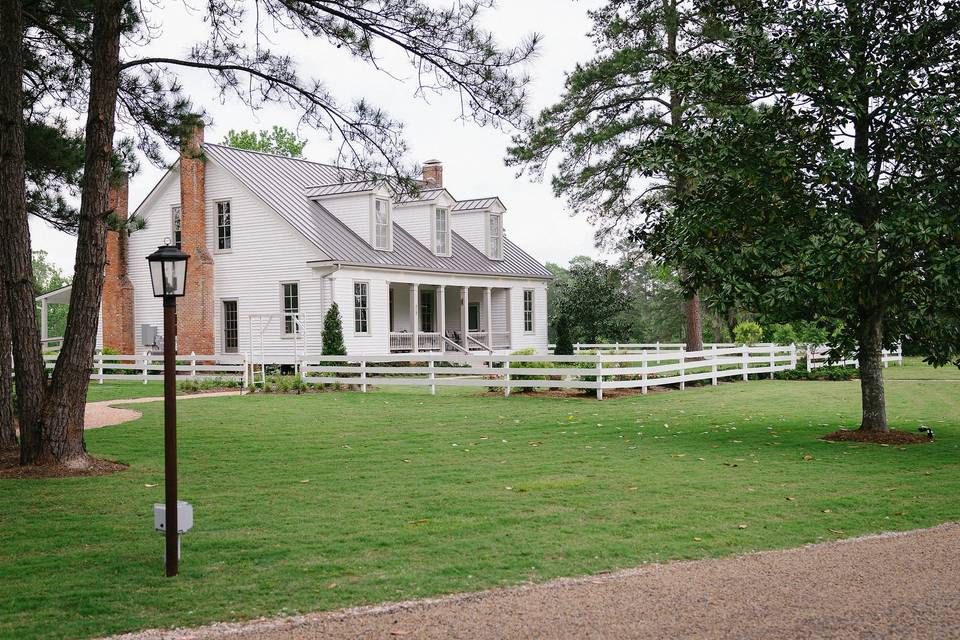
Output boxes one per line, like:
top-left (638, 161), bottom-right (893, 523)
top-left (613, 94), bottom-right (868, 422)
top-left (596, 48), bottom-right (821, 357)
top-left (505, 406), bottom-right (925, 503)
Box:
top-left (40, 299), bottom-right (49, 342)
top-left (410, 283), bottom-right (419, 353)
top-left (461, 286), bottom-right (469, 349)
top-left (439, 285), bottom-right (446, 348)
top-left (484, 287), bottom-right (492, 348)
top-left (385, 281), bottom-right (391, 332)
top-left (506, 287), bottom-right (513, 349)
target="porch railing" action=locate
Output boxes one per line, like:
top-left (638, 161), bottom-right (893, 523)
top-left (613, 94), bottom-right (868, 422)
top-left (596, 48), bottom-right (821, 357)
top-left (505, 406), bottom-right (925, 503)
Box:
top-left (389, 332), bottom-right (414, 352)
top-left (417, 333), bottom-right (443, 352)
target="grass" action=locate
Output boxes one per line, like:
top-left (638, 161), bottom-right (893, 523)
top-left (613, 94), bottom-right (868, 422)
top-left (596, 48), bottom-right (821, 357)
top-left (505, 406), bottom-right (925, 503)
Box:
top-left (2, 361), bottom-right (959, 639)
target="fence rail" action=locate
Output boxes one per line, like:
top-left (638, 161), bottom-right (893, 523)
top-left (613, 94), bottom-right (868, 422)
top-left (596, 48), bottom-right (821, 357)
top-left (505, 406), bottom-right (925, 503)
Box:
top-left (21, 342), bottom-right (903, 398)
top-left (806, 345), bottom-right (903, 370)
top-left (547, 342), bottom-right (782, 354)
top-left (299, 345), bottom-right (799, 400)
top-left (38, 351), bottom-right (248, 385)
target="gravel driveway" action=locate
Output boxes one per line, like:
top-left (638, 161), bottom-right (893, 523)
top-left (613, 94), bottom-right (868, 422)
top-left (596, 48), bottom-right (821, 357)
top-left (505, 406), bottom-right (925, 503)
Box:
top-left (83, 391), bottom-right (243, 430)
top-left (107, 523), bottom-right (960, 640)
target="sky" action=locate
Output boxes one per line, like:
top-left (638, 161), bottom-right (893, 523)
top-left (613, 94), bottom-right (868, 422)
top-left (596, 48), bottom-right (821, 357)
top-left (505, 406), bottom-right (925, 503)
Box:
top-left (30, 0), bottom-right (609, 274)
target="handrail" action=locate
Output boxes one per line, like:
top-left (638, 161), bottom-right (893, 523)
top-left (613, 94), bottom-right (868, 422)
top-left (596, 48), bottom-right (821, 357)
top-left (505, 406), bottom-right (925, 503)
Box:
top-left (442, 336), bottom-right (468, 353)
top-left (466, 333), bottom-right (492, 354)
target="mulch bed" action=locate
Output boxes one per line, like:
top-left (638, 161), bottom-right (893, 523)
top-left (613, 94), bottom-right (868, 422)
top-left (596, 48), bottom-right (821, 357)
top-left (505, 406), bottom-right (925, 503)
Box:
top-left (0, 449), bottom-right (128, 479)
top-left (821, 429), bottom-right (932, 445)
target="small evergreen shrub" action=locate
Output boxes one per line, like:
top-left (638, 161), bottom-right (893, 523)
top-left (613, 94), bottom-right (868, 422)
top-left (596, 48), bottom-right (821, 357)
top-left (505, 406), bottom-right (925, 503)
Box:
top-left (321, 303), bottom-right (347, 356)
top-left (733, 321), bottom-right (764, 344)
top-left (553, 315), bottom-right (574, 355)
top-left (769, 323), bottom-right (798, 345)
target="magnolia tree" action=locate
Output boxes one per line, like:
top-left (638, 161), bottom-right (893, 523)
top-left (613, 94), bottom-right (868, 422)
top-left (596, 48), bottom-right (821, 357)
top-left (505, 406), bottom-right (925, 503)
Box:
top-left (0, 0), bottom-right (537, 467)
top-left (641, 0), bottom-right (960, 432)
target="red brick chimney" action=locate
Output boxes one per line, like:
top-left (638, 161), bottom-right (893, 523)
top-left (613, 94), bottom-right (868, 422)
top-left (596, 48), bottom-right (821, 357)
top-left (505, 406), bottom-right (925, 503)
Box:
top-left (177, 121), bottom-right (216, 355)
top-left (422, 159), bottom-right (443, 188)
top-left (102, 175), bottom-right (135, 353)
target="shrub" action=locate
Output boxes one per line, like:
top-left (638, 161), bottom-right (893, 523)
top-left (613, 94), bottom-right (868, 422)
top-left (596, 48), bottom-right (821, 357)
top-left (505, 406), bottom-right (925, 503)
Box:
top-left (769, 323), bottom-right (798, 345)
top-left (553, 315), bottom-right (574, 356)
top-left (507, 347), bottom-right (551, 393)
top-left (177, 377), bottom-right (241, 393)
top-left (733, 321), bottom-right (764, 345)
top-left (776, 364), bottom-right (859, 381)
top-left (321, 303), bottom-right (346, 356)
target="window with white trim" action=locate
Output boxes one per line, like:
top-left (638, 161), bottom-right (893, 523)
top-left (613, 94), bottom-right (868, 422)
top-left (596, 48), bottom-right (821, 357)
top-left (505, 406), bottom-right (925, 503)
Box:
top-left (434, 207), bottom-right (450, 255)
top-left (282, 282), bottom-right (299, 335)
top-left (216, 200), bottom-right (232, 250)
top-left (374, 198), bottom-right (391, 250)
top-left (172, 205), bottom-right (182, 249)
top-left (488, 213), bottom-right (503, 260)
top-left (523, 289), bottom-right (534, 333)
top-left (354, 281), bottom-right (369, 334)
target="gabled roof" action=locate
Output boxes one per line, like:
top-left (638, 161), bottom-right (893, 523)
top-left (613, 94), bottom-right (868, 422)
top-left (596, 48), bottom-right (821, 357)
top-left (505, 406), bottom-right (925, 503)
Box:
top-left (203, 144), bottom-right (552, 279)
top-left (452, 197), bottom-right (504, 211)
top-left (394, 187), bottom-right (451, 204)
top-left (305, 180), bottom-right (387, 198)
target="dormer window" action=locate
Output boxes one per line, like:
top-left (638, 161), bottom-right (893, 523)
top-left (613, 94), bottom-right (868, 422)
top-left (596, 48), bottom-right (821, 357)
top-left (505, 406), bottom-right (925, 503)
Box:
top-left (434, 207), bottom-right (450, 256)
top-left (488, 213), bottom-right (503, 260)
top-left (374, 197), bottom-right (391, 250)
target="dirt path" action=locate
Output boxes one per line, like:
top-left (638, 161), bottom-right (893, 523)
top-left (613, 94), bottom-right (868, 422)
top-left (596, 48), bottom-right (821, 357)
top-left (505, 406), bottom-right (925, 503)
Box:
top-left (106, 523), bottom-right (960, 640)
top-left (84, 391), bottom-right (244, 430)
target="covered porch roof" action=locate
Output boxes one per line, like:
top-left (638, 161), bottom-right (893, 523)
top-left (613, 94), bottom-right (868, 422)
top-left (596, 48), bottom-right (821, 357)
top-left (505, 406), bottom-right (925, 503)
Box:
top-left (36, 284), bottom-right (72, 305)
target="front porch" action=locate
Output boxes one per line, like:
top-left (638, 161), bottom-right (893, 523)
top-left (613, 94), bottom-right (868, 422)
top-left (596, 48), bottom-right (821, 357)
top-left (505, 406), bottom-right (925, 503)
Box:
top-left (387, 283), bottom-right (511, 353)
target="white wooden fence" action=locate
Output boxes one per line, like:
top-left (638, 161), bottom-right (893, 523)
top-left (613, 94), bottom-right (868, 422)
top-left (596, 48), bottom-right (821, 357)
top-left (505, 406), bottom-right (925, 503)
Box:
top-left (806, 345), bottom-right (903, 370)
top-left (547, 342), bottom-right (780, 354)
top-left (299, 344), bottom-right (798, 400)
top-left (40, 352), bottom-right (248, 385)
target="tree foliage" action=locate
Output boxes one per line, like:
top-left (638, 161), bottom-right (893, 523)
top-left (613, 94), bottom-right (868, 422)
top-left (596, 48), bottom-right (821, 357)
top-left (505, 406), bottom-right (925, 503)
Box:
top-left (552, 314), bottom-right (574, 355)
top-left (223, 127), bottom-right (307, 158)
top-left (552, 256), bottom-right (629, 344)
top-left (638, 0), bottom-right (960, 430)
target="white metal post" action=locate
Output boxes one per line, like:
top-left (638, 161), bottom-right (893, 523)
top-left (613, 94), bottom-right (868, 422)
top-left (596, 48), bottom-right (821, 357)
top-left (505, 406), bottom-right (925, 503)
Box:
top-left (40, 299), bottom-right (49, 342)
top-left (595, 354), bottom-right (603, 401)
top-left (711, 344), bottom-right (718, 386)
top-left (429, 358), bottom-right (436, 395)
top-left (742, 345), bottom-right (749, 382)
top-left (504, 358), bottom-right (511, 397)
top-left (243, 353), bottom-right (249, 388)
top-left (641, 350), bottom-right (648, 395)
top-left (411, 284), bottom-right (419, 354)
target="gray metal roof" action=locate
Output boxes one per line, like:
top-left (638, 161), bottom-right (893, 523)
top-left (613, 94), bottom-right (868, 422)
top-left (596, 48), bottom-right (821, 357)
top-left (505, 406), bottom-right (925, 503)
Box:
top-left (305, 180), bottom-right (384, 198)
top-left (452, 197), bottom-right (504, 211)
top-left (394, 187), bottom-right (449, 204)
top-left (203, 144), bottom-right (552, 279)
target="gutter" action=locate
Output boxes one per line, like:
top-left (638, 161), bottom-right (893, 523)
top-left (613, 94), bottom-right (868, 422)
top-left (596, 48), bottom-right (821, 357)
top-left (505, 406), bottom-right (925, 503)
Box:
top-left (305, 259), bottom-right (553, 282)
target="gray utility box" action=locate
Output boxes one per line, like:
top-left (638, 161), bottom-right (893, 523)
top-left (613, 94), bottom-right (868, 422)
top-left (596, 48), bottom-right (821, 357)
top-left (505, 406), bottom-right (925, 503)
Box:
top-left (141, 324), bottom-right (157, 347)
top-left (154, 501), bottom-right (194, 534)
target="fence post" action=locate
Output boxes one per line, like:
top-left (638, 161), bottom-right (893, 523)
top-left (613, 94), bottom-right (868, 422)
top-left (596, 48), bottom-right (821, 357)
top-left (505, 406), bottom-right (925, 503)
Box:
top-left (711, 344), bottom-right (718, 386)
top-left (614, 342), bottom-right (620, 354)
top-left (243, 353), bottom-right (249, 389)
top-left (575, 342), bottom-right (581, 354)
top-left (656, 341), bottom-right (661, 352)
top-left (429, 358), bottom-right (436, 396)
top-left (898, 343), bottom-right (903, 366)
top-left (504, 358), bottom-right (511, 397)
top-left (806, 347), bottom-right (813, 371)
top-left (769, 346), bottom-right (775, 379)
top-left (190, 351), bottom-right (197, 378)
top-left (97, 351), bottom-right (104, 384)
top-left (742, 345), bottom-right (749, 382)
top-left (790, 343), bottom-right (797, 370)
top-left (883, 348), bottom-right (889, 368)
top-left (641, 350), bottom-right (648, 395)
top-left (595, 353), bottom-right (603, 401)
top-left (360, 359), bottom-right (367, 393)
top-left (679, 350), bottom-right (686, 390)
top-left (143, 350), bottom-right (149, 384)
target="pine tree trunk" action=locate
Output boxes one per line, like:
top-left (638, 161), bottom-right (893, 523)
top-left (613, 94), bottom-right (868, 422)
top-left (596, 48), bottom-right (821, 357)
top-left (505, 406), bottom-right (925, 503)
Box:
top-left (0, 0), bottom-right (45, 459)
top-left (23, 0), bottom-right (126, 467)
top-left (683, 292), bottom-right (704, 352)
top-left (858, 312), bottom-right (888, 432)
top-left (0, 299), bottom-right (16, 452)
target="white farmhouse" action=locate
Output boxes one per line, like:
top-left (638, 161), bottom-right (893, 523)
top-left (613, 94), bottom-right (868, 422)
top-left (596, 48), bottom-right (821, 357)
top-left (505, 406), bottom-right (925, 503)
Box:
top-left (72, 124), bottom-right (551, 361)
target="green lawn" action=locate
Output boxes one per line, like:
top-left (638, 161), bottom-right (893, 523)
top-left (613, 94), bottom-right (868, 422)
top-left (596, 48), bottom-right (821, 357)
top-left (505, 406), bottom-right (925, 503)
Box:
top-left (2, 368), bottom-right (959, 640)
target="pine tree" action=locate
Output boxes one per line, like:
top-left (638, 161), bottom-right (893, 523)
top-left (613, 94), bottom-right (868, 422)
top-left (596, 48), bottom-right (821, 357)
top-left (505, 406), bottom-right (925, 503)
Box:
top-left (321, 303), bottom-right (346, 357)
top-left (553, 314), bottom-right (574, 356)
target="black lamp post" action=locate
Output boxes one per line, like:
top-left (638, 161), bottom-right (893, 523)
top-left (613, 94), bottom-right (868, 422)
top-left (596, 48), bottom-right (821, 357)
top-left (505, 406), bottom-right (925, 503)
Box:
top-left (146, 243), bottom-right (189, 577)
